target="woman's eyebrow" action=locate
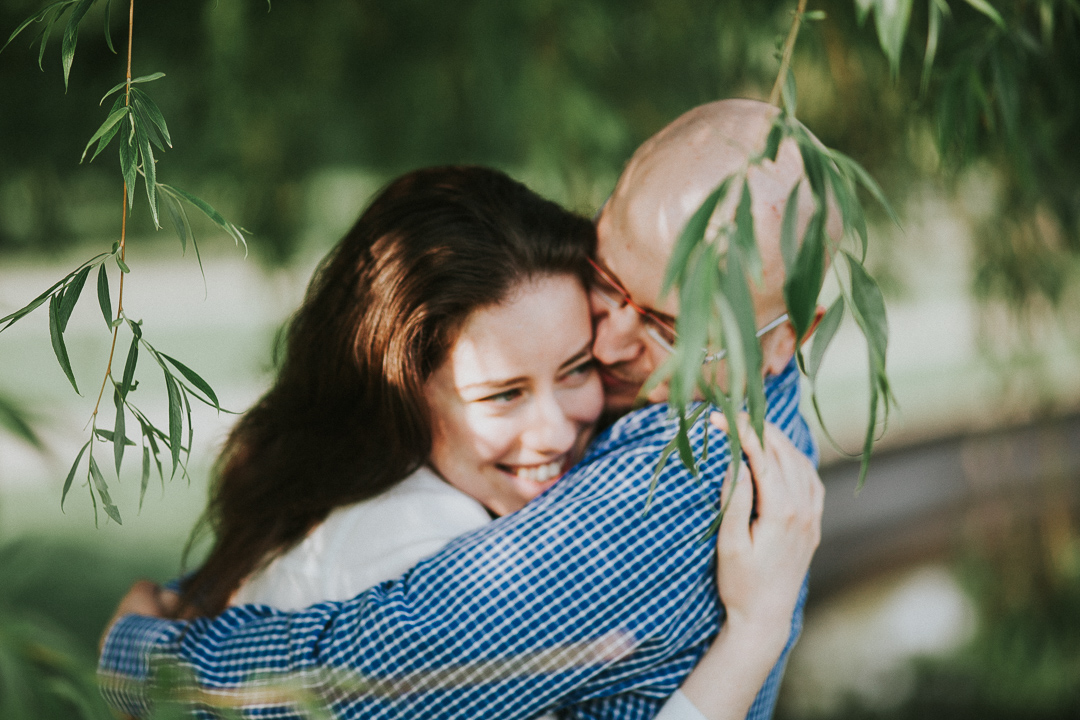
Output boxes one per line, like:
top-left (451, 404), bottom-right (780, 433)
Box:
top-left (558, 341), bottom-right (594, 371)
top-left (458, 376), bottom-right (525, 393)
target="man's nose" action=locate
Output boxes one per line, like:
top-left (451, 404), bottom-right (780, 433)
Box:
top-left (589, 293), bottom-right (644, 367)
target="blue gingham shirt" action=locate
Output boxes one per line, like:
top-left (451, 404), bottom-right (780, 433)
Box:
top-left (99, 359), bottom-right (815, 719)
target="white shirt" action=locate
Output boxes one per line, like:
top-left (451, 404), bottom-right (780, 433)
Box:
top-left (231, 466), bottom-right (492, 611)
top-left (229, 466), bottom-right (706, 720)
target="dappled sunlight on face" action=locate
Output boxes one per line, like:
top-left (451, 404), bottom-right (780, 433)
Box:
top-left (424, 275), bottom-right (602, 516)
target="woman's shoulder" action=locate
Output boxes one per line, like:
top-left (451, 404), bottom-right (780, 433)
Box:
top-left (312, 467), bottom-right (492, 592)
top-left (232, 467), bottom-right (491, 610)
top-left (325, 465), bottom-right (491, 535)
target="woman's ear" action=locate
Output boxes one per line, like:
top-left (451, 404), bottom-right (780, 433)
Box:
top-left (760, 305), bottom-right (826, 377)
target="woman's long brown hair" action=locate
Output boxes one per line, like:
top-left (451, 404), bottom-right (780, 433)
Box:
top-left (179, 166), bottom-right (595, 616)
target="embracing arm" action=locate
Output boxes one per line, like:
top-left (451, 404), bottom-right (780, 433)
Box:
top-left (98, 436), bottom-right (723, 718)
top-left (657, 413), bottom-right (823, 720)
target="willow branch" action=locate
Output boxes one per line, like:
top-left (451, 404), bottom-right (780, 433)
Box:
top-left (92, 0), bottom-right (135, 421)
top-left (769, 0), bottom-right (809, 107)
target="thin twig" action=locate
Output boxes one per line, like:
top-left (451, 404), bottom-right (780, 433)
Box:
top-left (92, 0), bottom-right (135, 421)
top-left (769, 0), bottom-right (809, 107)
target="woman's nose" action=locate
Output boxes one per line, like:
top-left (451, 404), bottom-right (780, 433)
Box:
top-left (526, 392), bottom-right (578, 455)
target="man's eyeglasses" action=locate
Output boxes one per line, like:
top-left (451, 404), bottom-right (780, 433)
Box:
top-left (587, 257), bottom-right (789, 364)
top-left (588, 257), bottom-right (679, 352)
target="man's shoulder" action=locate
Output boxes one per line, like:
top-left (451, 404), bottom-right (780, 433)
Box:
top-left (584, 403), bottom-right (680, 461)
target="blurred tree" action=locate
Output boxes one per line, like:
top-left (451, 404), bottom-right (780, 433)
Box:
top-left (0, 1), bottom-right (1073, 284)
top-left (0, 0), bottom-right (1076, 501)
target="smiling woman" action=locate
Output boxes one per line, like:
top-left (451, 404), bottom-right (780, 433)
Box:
top-left (177, 165), bottom-right (598, 618)
top-left (425, 274), bottom-right (602, 516)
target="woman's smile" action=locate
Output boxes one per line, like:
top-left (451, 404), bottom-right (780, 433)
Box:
top-left (424, 274), bottom-right (602, 516)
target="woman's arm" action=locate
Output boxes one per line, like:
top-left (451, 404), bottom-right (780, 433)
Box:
top-left (658, 412), bottom-right (824, 720)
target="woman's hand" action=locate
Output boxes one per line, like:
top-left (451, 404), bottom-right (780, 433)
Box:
top-left (666, 412), bottom-right (824, 720)
top-left (712, 411), bottom-right (824, 649)
top-left (99, 580), bottom-right (181, 654)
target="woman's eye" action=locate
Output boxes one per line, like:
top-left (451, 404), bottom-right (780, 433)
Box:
top-left (563, 359), bottom-right (596, 380)
top-left (482, 388), bottom-right (523, 403)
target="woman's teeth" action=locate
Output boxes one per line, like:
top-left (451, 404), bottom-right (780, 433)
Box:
top-left (511, 460), bottom-right (562, 484)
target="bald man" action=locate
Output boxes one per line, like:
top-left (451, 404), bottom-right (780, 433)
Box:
top-left (99, 99), bottom-right (826, 720)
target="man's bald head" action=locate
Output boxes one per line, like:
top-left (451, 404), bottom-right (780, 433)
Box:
top-left (592, 99), bottom-right (836, 412)
top-left (598, 98), bottom-right (827, 325)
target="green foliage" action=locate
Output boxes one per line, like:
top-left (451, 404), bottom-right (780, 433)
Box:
top-left (1, 0), bottom-right (244, 524)
top-left (653, 95), bottom-right (898, 500)
top-left (0, 392), bottom-right (42, 448)
top-left (0, 537), bottom-right (178, 720)
top-left (652, 0), bottom-right (1080, 502)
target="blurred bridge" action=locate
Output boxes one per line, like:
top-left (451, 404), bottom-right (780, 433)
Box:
top-left (810, 411), bottom-right (1080, 598)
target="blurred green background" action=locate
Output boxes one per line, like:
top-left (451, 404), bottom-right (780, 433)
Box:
top-left (1, 0), bottom-right (1079, 717)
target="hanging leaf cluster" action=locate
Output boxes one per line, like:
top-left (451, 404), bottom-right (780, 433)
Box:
top-left (1, 0), bottom-right (246, 523)
top-left (650, 74), bottom-right (900, 515)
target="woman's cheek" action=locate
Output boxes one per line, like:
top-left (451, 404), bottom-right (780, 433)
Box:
top-left (462, 406), bottom-right (520, 463)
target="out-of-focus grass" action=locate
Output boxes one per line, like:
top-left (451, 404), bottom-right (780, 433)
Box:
top-left (0, 535), bottom-right (178, 719)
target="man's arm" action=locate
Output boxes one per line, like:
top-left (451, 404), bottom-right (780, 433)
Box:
top-left (99, 418), bottom-right (728, 719)
top-left (99, 364), bottom-right (812, 719)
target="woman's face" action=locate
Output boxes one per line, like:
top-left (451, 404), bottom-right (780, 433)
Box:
top-left (424, 274), bottom-right (603, 516)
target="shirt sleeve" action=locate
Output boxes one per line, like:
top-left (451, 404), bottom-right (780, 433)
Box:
top-left (653, 690), bottom-right (709, 720)
top-left (98, 368), bottom-right (811, 719)
top-left (98, 444), bottom-right (725, 719)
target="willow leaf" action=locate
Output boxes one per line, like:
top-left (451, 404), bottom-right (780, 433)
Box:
top-left (130, 88), bottom-right (172, 147)
top-left (134, 123), bottom-right (159, 226)
top-left (164, 370), bottom-right (182, 476)
top-left (139, 445), bottom-right (150, 510)
top-left (762, 121), bottom-right (784, 162)
top-left (48, 294), bottom-right (79, 393)
top-left (779, 182), bottom-right (802, 274)
top-left (119, 127), bottom-right (137, 206)
top-left (1, 269), bottom-right (73, 329)
top-left (161, 353), bottom-right (220, 409)
top-left (872, 0), bottom-right (914, 77)
top-left (963, 0), bottom-right (1005, 28)
top-left (120, 333), bottom-right (138, 398)
top-left (61, 440), bottom-right (90, 510)
top-left (732, 178), bottom-right (762, 285)
top-left (102, 0), bottom-right (114, 53)
top-left (845, 251), bottom-right (889, 371)
top-left (828, 147), bottom-right (901, 226)
top-left (808, 296), bottom-right (844, 380)
top-left (93, 428), bottom-right (135, 445)
top-left (96, 264), bottom-right (112, 327)
top-left (82, 100), bottom-right (127, 163)
top-left (113, 387), bottom-right (125, 475)
top-left (824, 161), bottom-right (867, 259)
top-left (132, 99), bottom-right (166, 152)
top-left (159, 184), bottom-right (247, 251)
top-left (722, 250), bottom-right (765, 439)
top-left (57, 266), bottom-right (89, 332)
top-left (664, 177), bottom-right (732, 296)
top-left (922, 0), bottom-right (943, 94)
top-left (181, 383), bottom-right (194, 470)
top-left (99, 72), bottom-right (165, 104)
top-left (61, 0), bottom-right (96, 90)
top-left (784, 210), bottom-right (826, 342)
top-left (781, 68), bottom-right (797, 115)
top-left (88, 455), bottom-right (122, 525)
top-left (676, 413), bottom-right (697, 477)
top-left (647, 438), bottom-right (679, 512)
top-left (1, 2), bottom-right (67, 54)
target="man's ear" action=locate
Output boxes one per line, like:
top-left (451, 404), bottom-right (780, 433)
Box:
top-left (799, 305), bottom-right (828, 348)
top-left (760, 305), bottom-right (826, 377)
